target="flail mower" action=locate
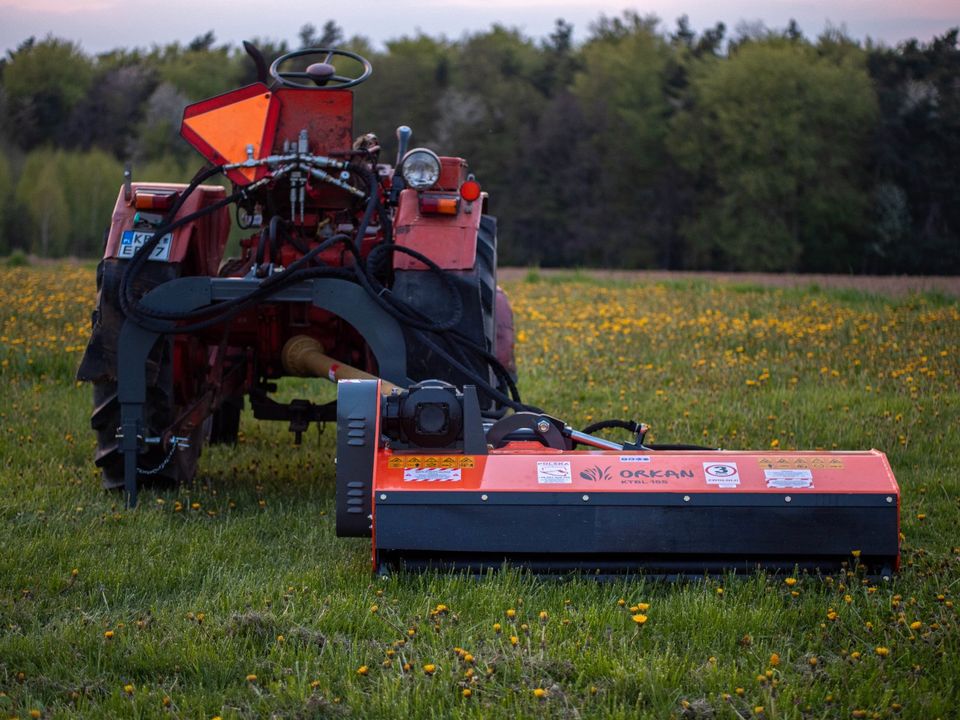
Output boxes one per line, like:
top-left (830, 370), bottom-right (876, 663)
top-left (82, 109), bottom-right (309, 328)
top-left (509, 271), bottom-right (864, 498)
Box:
top-left (78, 43), bottom-right (900, 577)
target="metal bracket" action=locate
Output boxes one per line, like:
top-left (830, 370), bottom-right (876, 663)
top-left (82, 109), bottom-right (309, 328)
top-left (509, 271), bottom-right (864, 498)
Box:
top-left (117, 276), bottom-right (414, 507)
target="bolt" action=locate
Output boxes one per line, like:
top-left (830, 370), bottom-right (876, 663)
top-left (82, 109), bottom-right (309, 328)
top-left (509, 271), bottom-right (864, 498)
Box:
top-left (536, 419), bottom-right (551, 434)
top-left (379, 494), bottom-right (387, 501)
top-left (785, 496), bottom-right (792, 503)
top-left (886, 496), bottom-right (893, 503)
top-left (582, 494), bottom-right (589, 502)
top-left (683, 495), bottom-right (690, 502)
top-left (481, 494), bottom-right (488, 501)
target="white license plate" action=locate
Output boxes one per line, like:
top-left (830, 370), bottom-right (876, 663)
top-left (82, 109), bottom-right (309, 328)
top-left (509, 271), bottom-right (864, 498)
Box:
top-left (117, 230), bottom-right (173, 261)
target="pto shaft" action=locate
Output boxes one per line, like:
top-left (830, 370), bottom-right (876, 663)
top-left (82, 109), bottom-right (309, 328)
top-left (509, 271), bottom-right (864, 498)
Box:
top-left (281, 335), bottom-right (400, 395)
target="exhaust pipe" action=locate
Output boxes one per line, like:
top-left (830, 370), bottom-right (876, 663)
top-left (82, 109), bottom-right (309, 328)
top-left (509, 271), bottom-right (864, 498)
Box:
top-left (281, 335), bottom-right (400, 395)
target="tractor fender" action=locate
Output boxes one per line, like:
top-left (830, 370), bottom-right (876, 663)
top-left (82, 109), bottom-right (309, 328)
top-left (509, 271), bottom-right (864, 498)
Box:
top-left (101, 182), bottom-right (230, 277)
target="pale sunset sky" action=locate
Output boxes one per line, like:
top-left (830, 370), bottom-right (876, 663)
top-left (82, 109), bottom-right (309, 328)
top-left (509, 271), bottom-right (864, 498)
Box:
top-left (0, 0), bottom-right (957, 54)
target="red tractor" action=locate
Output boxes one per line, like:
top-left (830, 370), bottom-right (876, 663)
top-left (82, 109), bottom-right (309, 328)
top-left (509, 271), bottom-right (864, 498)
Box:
top-left (78, 43), bottom-right (900, 576)
top-left (78, 45), bottom-right (518, 505)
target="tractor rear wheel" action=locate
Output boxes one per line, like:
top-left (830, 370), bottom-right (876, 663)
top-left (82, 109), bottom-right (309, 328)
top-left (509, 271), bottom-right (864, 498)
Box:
top-left (208, 395), bottom-right (243, 445)
top-left (90, 344), bottom-right (201, 490)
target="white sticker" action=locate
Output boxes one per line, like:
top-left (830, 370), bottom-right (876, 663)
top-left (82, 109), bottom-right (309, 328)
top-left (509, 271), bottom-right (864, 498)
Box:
top-left (537, 461), bottom-right (572, 484)
top-left (117, 230), bottom-right (173, 261)
top-left (765, 469), bottom-right (814, 489)
top-left (703, 461), bottom-right (740, 487)
top-left (403, 468), bottom-right (461, 482)
top-left (619, 455), bottom-right (652, 463)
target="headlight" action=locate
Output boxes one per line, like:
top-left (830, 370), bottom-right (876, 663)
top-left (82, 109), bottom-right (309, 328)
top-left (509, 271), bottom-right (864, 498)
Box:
top-left (400, 148), bottom-right (441, 190)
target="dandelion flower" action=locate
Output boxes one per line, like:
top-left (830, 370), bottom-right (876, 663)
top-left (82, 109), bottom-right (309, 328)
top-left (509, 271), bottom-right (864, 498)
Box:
top-left (533, 688), bottom-right (547, 699)
top-left (506, 608), bottom-right (516, 619)
top-left (423, 664), bottom-right (436, 675)
top-left (631, 614), bottom-right (648, 625)
top-left (875, 646), bottom-right (890, 657)
top-left (769, 653), bottom-right (780, 666)
top-left (246, 674), bottom-right (257, 682)
top-left (104, 630), bottom-right (115, 639)
top-left (462, 688), bottom-right (472, 698)
top-left (357, 665), bottom-right (369, 676)
top-left (784, 577), bottom-right (797, 587)
top-left (123, 684), bottom-right (134, 695)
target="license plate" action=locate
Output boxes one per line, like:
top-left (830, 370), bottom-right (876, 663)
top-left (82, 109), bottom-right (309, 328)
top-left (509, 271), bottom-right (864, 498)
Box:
top-left (117, 230), bottom-right (173, 261)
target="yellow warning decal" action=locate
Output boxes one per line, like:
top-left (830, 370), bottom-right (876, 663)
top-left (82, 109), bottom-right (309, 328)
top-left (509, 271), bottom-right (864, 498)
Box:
top-left (757, 457), bottom-right (844, 470)
top-left (387, 456), bottom-right (476, 470)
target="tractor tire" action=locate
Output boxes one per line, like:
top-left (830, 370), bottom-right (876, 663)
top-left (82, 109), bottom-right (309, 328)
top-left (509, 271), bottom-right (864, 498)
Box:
top-left (475, 215), bottom-right (498, 352)
top-left (208, 395), bottom-right (243, 445)
top-left (90, 348), bottom-right (200, 490)
top-left (84, 259), bottom-right (201, 490)
top-left (476, 216), bottom-right (517, 381)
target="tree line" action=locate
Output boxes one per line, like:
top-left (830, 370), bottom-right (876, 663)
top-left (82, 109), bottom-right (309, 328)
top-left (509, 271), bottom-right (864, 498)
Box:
top-left (0, 16), bottom-right (957, 273)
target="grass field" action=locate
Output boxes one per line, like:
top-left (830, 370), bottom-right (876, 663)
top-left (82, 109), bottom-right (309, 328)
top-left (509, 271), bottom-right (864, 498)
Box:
top-left (1, 264), bottom-right (958, 719)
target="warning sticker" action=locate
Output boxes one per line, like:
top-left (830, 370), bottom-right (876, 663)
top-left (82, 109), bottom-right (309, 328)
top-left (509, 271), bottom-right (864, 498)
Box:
top-left (757, 457), bottom-right (843, 470)
top-left (765, 469), bottom-right (814, 489)
top-left (619, 455), bottom-right (652, 463)
top-left (404, 468), bottom-right (462, 482)
top-left (537, 461), bottom-right (572, 484)
top-left (388, 456), bottom-right (475, 470)
top-left (703, 462), bottom-right (740, 487)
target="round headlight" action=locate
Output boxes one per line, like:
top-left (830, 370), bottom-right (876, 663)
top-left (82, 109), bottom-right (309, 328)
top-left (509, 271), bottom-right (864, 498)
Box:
top-left (400, 148), bottom-right (441, 190)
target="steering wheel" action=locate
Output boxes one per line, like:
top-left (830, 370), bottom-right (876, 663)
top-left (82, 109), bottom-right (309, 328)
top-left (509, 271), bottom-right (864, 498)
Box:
top-left (269, 48), bottom-right (373, 89)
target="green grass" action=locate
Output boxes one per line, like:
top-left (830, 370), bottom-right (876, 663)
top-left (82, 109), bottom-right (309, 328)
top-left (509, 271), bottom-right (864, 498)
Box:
top-left (1, 266), bottom-right (959, 719)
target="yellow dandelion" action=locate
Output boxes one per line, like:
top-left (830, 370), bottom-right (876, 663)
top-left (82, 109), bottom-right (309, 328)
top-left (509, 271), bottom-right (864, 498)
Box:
top-left (769, 653), bottom-right (780, 666)
top-left (875, 646), bottom-right (890, 657)
top-left (246, 674), bottom-right (257, 682)
top-left (104, 630), bottom-right (114, 639)
top-left (506, 608), bottom-right (516, 619)
top-left (462, 688), bottom-right (472, 698)
top-left (123, 684), bottom-right (134, 695)
top-left (533, 688), bottom-right (547, 699)
top-left (357, 665), bottom-right (369, 676)
top-left (784, 577), bottom-right (797, 587)
top-left (423, 664), bottom-right (436, 675)
top-left (631, 614), bottom-right (648, 625)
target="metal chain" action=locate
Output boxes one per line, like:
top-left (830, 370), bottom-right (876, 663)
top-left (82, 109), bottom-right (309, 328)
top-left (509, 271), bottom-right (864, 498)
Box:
top-left (137, 438), bottom-right (181, 476)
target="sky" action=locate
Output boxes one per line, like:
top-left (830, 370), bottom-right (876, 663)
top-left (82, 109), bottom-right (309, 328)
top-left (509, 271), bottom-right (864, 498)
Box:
top-left (0, 0), bottom-right (957, 55)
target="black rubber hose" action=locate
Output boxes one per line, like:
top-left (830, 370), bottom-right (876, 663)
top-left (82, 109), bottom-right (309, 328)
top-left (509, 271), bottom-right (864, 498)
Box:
top-left (119, 160), bottom-right (524, 408)
top-left (582, 419), bottom-right (642, 435)
top-left (124, 164), bottom-right (379, 327)
top-left (644, 443), bottom-right (719, 451)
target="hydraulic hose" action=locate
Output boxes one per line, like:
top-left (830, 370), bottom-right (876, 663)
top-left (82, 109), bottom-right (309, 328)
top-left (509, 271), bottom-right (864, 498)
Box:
top-left (118, 160), bottom-right (527, 409)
